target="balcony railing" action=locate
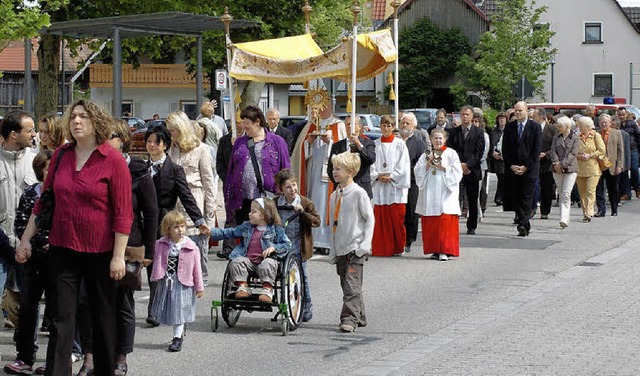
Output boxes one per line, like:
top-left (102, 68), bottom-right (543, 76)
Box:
top-left (90, 64), bottom-right (209, 86)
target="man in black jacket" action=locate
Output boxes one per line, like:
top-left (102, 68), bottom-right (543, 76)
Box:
top-left (327, 115), bottom-right (376, 198)
top-left (446, 105), bottom-right (485, 235)
top-left (267, 108), bottom-right (294, 155)
top-left (502, 101), bottom-right (542, 237)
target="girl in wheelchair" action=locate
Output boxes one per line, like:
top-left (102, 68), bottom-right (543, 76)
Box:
top-left (210, 197), bottom-right (291, 303)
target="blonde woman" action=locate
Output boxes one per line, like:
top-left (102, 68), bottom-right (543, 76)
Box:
top-left (575, 117), bottom-right (605, 222)
top-left (549, 116), bottom-right (579, 228)
top-left (166, 111), bottom-right (216, 283)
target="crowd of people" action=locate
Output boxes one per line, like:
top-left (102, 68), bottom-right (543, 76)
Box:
top-left (0, 96), bottom-right (635, 375)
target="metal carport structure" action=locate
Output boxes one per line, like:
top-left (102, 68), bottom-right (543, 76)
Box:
top-left (38, 12), bottom-right (256, 116)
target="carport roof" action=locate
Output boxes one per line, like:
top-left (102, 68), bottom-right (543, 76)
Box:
top-left (40, 11), bottom-right (258, 38)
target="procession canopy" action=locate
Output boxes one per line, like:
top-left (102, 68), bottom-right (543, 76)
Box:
top-left (230, 29), bottom-right (397, 83)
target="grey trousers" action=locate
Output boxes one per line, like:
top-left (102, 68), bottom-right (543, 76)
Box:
top-left (228, 257), bottom-right (278, 286)
top-left (336, 252), bottom-right (367, 327)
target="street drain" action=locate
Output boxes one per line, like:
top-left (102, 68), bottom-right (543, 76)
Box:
top-left (577, 261), bottom-right (603, 267)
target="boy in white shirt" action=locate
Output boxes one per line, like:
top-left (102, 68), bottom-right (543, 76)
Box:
top-left (328, 152), bottom-right (375, 333)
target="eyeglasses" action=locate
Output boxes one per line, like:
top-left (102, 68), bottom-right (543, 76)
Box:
top-left (110, 133), bottom-right (121, 140)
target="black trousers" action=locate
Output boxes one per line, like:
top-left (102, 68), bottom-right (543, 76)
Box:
top-left (512, 176), bottom-right (536, 232)
top-left (115, 287), bottom-right (135, 355)
top-left (48, 247), bottom-right (117, 376)
top-left (15, 251), bottom-right (50, 366)
top-left (461, 174), bottom-right (480, 231)
top-left (494, 173), bottom-right (505, 204)
top-left (596, 170), bottom-right (620, 215)
top-left (539, 171), bottom-right (555, 216)
top-left (404, 182), bottom-right (420, 246)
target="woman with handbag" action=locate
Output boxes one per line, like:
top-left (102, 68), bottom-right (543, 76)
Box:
top-left (102, 120), bottom-right (159, 375)
top-left (549, 116), bottom-right (580, 229)
top-left (223, 105), bottom-right (291, 233)
top-left (16, 99), bottom-right (133, 376)
top-left (166, 111), bottom-right (216, 286)
top-left (575, 117), bottom-right (606, 223)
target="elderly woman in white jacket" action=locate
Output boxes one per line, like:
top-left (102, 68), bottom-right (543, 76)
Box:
top-left (414, 128), bottom-right (463, 261)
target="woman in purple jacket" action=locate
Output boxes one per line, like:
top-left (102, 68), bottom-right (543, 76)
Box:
top-left (223, 105), bottom-right (291, 226)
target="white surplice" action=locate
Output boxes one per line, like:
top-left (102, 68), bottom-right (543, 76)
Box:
top-left (370, 137), bottom-right (411, 205)
top-left (304, 117), bottom-right (346, 249)
top-left (414, 148), bottom-right (463, 216)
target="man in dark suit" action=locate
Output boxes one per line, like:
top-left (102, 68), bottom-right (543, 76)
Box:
top-left (502, 101), bottom-right (542, 237)
top-left (327, 115), bottom-right (376, 198)
top-left (532, 107), bottom-right (556, 219)
top-left (446, 105), bottom-right (485, 235)
top-left (267, 108), bottom-right (294, 154)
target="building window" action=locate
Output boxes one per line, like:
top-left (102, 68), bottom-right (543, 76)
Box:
top-left (121, 100), bottom-right (133, 116)
top-left (593, 73), bottom-right (613, 96)
top-left (584, 22), bottom-right (602, 43)
top-left (180, 100), bottom-right (197, 119)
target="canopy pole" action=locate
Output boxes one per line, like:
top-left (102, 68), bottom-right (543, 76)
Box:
top-left (24, 38), bottom-right (32, 114)
top-left (113, 27), bottom-right (122, 117)
top-left (350, 1), bottom-right (361, 136)
top-left (303, 0), bottom-right (312, 35)
top-left (196, 35), bottom-right (203, 116)
top-left (391, 0), bottom-right (400, 128)
top-left (221, 8), bottom-right (237, 138)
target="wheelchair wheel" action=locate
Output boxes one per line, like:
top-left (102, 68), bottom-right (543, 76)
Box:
top-left (220, 266), bottom-right (241, 327)
top-left (280, 253), bottom-right (304, 331)
top-left (210, 305), bottom-right (219, 332)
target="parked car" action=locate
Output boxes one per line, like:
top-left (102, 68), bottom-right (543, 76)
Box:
top-left (335, 113), bottom-right (382, 140)
top-left (279, 116), bottom-right (306, 130)
top-left (402, 108), bottom-right (439, 131)
top-left (128, 118), bottom-right (163, 155)
top-left (528, 102), bottom-right (640, 119)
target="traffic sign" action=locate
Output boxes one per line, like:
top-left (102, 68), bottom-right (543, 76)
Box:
top-left (215, 69), bottom-right (228, 90)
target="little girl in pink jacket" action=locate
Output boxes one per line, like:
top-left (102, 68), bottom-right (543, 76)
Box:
top-left (150, 211), bottom-right (204, 352)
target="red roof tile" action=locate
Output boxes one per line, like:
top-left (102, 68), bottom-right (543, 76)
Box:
top-left (0, 38), bottom-right (89, 72)
top-left (372, 0), bottom-right (387, 21)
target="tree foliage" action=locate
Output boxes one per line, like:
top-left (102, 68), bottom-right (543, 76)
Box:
top-left (454, 0), bottom-right (556, 109)
top-left (0, 0), bottom-right (67, 52)
top-left (397, 17), bottom-right (471, 108)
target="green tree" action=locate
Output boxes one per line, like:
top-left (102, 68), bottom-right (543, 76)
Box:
top-left (397, 18), bottom-right (471, 108)
top-left (0, 1), bottom-right (67, 52)
top-left (454, 0), bottom-right (555, 109)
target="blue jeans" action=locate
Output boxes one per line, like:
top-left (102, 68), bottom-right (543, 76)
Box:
top-left (302, 261), bottom-right (311, 308)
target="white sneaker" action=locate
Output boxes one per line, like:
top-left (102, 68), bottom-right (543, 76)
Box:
top-left (438, 253), bottom-right (448, 261)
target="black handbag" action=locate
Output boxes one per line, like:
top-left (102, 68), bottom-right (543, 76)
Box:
top-left (118, 245), bottom-right (145, 291)
top-left (35, 148), bottom-right (66, 231)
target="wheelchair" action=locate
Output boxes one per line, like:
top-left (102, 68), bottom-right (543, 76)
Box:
top-left (210, 252), bottom-right (305, 336)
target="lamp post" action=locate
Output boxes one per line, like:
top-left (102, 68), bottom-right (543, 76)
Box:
top-left (550, 56), bottom-right (555, 102)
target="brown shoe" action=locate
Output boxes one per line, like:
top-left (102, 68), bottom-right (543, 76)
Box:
top-left (234, 284), bottom-right (249, 299)
top-left (636, 189), bottom-right (640, 199)
top-left (621, 194), bottom-right (630, 201)
top-left (258, 284), bottom-right (273, 303)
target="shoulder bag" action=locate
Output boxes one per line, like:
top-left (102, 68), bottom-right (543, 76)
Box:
top-left (35, 148), bottom-right (66, 231)
top-left (247, 138), bottom-right (274, 198)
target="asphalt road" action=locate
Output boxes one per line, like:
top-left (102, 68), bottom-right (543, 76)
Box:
top-left (2, 185), bottom-right (640, 375)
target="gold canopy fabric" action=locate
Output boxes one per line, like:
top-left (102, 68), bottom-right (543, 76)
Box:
top-left (230, 29), bottom-right (397, 83)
